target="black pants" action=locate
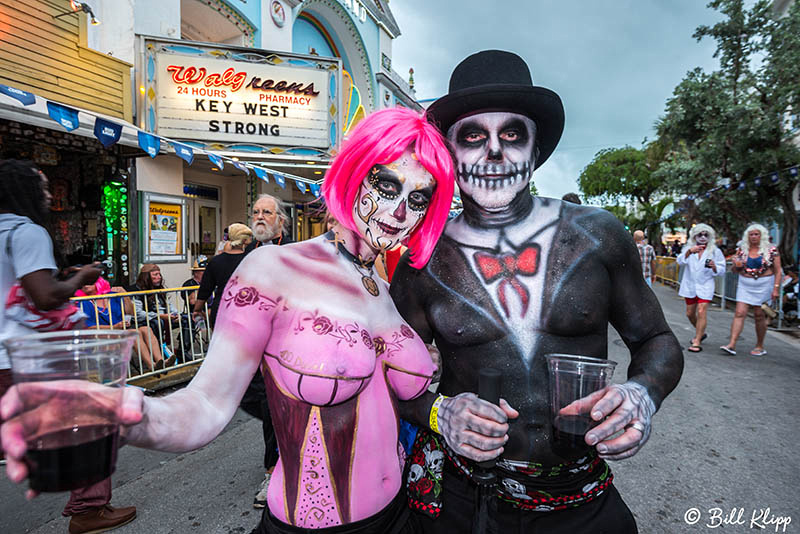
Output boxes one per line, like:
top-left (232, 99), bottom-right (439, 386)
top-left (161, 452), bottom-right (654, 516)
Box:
top-left (240, 369), bottom-right (279, 470)
top-left (252, 490), bottom-right (419, 534)
top-left (418, 470), bottom-right (638, 534)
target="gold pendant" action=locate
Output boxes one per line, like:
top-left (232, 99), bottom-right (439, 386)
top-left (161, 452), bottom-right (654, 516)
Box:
top-left (362, 275), bottom-right (380, 297)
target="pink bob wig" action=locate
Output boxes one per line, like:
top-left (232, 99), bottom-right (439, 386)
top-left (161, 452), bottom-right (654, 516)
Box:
top-left (74, 276), bottom-right (111, 297)
top-left (322, 107), bottom-right (454, 268)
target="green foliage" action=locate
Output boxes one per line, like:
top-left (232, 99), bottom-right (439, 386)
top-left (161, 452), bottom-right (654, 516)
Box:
top-left (656, 0), bottom-right (800, 264)
top-left (579, 143), bottom-right (673, 245)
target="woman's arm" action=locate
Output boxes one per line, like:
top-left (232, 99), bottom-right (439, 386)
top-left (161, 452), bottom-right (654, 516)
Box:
top-left (124, 254), bottom-right (282, 452)
top-left (772, 254), bottom-right (783, 299)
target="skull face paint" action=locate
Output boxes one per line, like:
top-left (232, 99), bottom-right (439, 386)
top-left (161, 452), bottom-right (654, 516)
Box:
top-left (448, 112), bottom-right (537, 210)
top-left (352, 149), bottom-right (435, 252)
top-left (695, 231), bottom-right (709, 246)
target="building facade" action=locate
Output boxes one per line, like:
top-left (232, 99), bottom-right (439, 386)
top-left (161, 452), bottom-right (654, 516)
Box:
top-left (0, 0), bottom-right (417, 286)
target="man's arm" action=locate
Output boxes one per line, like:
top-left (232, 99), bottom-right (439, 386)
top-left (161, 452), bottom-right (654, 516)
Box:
top-left (390, 252), bottom-right (515, 462)
top-left (586, 212), bottom-right (684, 460)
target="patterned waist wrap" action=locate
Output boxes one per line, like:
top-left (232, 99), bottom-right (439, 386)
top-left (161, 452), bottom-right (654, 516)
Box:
top-left (406, 428), bottom-right (612, 518)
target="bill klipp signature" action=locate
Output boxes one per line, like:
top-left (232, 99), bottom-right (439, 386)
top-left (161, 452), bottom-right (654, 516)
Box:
top-left (684, 507), bottom-right (792, 532)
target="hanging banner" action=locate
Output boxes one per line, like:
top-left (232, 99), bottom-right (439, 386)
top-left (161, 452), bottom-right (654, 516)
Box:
top-left (233, 161), bottom-right (250, 175)
top-left (171, 142), bottom-right (195, 165)
top-left (46, 102), bottom-right (80, 131)
top-left (272, 172), bottom-right (286, 188)
top-left (208, 153), bottom-right (225, 169)
top-left (138, 131), bottom-right (161, 158)
top-left (94, 118), bottom-right (122, 148)
top-left (0, 84), bottom-right (36, 106)
top-left (295, 180), bottom-right (307, 194)
top-left (152, 50), bottom-right (336, 149)
top-left (309, 183), bottom-right (321, 198)
top-left (253, 167), bottom-right (269, 183)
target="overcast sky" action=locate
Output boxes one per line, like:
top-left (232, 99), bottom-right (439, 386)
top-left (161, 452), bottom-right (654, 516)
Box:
top-left (389, 0), bottom-right (725, 201)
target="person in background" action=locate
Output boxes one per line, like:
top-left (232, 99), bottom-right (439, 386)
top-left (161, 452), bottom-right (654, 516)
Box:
top-left (131, 264), bottom-right (182, 350)
top-left (216, 226), bottom-right (231, 255)
top-left (634, 230), bottom-right (657, 287)
top-left (245, 194), bottom-right (292, 253)
top-left (721, 223), bottom-right (783, 356)
top-left (561, 192), bottom-right (581, 204)
top-left (77, 277), bottom-right (171, 370)
top-left (670, 240), bottom-right (682, 257)
top-left (182, 260), bottom-right (207, 311)
top-left (0, 159), bottom-right (135, 534)
top-left (193, 223), bottom-right (253, 329)
top-left (677, 224), bottom-right (725, 353)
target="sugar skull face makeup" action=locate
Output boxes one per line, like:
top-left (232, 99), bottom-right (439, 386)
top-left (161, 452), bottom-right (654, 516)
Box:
top-left (448, 112), bottom-right (537, 210)
top-left (352, 149), bottom-right (436, 252)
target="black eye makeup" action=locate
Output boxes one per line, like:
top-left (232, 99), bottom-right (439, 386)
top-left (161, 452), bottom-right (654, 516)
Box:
top-left (368, 165), bottom-right (401, 200)
top-left (455, 123), bottom-right (488, 146)
top-left (408, 190), bottom-right (432, 212)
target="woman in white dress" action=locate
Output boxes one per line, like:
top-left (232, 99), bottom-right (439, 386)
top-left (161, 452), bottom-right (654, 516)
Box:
top-left (720, 223), bottom-right (783, 356)
top-left (677, 224), bottom-right (725, 352)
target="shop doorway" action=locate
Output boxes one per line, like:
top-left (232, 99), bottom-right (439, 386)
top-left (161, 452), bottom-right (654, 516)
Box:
top-left (185, 183), bottom-right (221, 261)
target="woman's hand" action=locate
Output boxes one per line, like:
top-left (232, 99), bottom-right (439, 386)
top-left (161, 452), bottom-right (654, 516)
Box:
top-left (1, 382), bottom-right (144, 495)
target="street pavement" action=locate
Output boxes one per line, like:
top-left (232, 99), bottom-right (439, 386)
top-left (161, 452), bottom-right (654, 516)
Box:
top-left (1, 282), bottom-right (798, 534)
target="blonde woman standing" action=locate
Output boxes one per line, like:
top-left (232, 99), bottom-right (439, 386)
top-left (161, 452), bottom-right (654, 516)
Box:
top-left (721, 223), bottom-right (783, 356)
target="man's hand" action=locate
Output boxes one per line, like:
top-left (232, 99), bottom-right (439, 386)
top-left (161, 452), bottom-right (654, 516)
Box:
top-left (1, 382), bottom-right (144, 497)
top-left (437, 392), bottom-right (518, 462)
top-left (74, 263), bottom-right (103, 287)
top-left (578, 381), bottom-right (656, 461)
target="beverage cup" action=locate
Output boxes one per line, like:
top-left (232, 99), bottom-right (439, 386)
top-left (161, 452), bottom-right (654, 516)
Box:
top-left (545, 354), bottom-right (617, 460)
top-left (3, 330), bottom-right (136, 492)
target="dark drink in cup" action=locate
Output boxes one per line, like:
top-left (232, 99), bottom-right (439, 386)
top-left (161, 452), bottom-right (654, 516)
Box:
top-left (4, 330), bottom-right (136, 493)
top-left (26, 424), bottom-right (119, 492)
top-left (551, 415), bottom-right (594, 460)
top-left (546, 354), bottom-right (617, 460)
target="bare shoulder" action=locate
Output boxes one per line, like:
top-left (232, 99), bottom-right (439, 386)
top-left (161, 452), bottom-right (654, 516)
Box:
top-left (556, 200), bottom-right (635, 262)
top-left (238, 239), bottom-right (340, 288)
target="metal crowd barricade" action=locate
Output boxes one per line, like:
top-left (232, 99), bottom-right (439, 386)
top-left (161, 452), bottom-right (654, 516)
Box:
top-left (654, 256), bottom-right (680, 287)
top-left (70, 286), bottom-right (212, 382)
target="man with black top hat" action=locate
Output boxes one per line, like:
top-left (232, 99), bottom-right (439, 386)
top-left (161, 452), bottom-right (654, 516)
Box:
top-left (391, 50), bottom-right (683, 532)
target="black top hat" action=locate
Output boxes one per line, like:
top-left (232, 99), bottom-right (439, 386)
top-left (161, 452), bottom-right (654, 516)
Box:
top-left (427, 50), bottom-right (564, 169)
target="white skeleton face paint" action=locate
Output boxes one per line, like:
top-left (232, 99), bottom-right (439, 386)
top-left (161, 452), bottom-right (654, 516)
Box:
top-left (352, 148), bottom-right (435, 252)
top-left (695, 232), bottom-right (709, 246)
top-left (448, 112), bottom-right (537, 210)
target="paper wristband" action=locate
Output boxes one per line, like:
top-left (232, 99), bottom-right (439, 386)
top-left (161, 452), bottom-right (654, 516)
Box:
top-left (429, 394), bottom-right (448, 434)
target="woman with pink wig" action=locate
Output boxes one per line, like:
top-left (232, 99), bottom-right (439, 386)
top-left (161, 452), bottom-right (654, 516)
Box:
top-left (2, 108), bottom-right (455, 533)
top-left (76, 278), bottom-right (171, 370)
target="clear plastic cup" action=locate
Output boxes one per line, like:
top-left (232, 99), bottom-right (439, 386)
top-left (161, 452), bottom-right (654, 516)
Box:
top-left (3, 330), bottom-right (136, 492)
top-left (545, 354), bottom-right (617, 460)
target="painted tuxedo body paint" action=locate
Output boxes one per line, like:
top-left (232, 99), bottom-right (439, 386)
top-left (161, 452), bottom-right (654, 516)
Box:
top-left (391, 110), bottom-right (683, 478)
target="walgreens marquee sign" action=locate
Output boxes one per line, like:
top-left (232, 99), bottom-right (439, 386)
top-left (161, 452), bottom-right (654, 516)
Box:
top-left (154, 53), bottom-right (333, 148)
